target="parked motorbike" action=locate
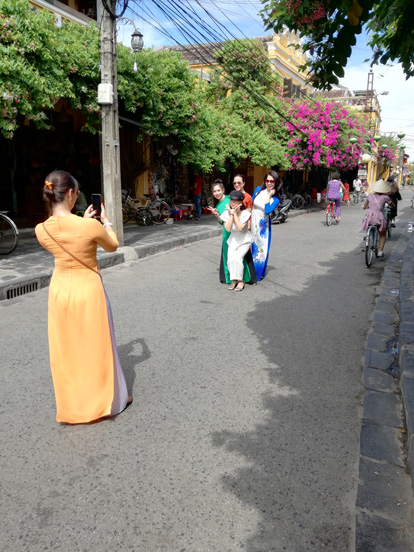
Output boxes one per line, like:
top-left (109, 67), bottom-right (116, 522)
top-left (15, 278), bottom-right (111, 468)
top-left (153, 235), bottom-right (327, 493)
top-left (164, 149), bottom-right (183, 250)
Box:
top-left (270, 198), bottom-right (292, 224)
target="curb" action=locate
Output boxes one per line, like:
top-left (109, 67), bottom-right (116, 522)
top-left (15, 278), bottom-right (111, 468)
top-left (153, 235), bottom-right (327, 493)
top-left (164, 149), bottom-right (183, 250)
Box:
top-left (356, 226), bottom-right (414, 551)
top-left (399, 233), bottom-right (414, 482)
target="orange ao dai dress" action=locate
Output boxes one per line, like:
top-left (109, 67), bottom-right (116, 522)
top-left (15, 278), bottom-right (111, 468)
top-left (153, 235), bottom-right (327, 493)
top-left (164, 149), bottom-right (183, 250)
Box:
top-left (35, 215), bottom-right (129, 424)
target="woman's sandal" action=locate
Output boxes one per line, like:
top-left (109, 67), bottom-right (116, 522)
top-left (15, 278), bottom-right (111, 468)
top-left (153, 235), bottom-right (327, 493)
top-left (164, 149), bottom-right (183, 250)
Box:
top-left (228, 283), bottom-right (237, 291)
top-left (234, 283), bottom-right (245, 292)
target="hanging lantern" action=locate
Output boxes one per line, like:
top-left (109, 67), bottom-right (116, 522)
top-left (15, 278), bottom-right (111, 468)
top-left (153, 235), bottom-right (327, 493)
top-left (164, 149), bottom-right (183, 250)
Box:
top-left (131, 30), bottom-right (144, 52)
top-left (381, 143), bottom-right (387, 148)
top-left (360, 153), bottom-right (372, 163)
top-left (400, 145), bottom-right (406, 150)
top-left (349, 137), bottom-right (358, 144)
top-left (374, 135), bottom-right (381, 141)
top-left (397, 132), bottom-right (405, 139)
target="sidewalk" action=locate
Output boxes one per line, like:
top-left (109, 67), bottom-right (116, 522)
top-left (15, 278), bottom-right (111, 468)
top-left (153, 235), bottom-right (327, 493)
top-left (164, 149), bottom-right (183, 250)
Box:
top-left (356, 219), bottom-right (414, 551)
top-left (0, 207), bottom-right (314, 301)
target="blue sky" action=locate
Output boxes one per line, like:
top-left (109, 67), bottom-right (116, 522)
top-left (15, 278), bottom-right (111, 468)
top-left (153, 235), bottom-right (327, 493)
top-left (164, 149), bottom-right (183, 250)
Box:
top-left (120, 0), bottom-right (414, 161)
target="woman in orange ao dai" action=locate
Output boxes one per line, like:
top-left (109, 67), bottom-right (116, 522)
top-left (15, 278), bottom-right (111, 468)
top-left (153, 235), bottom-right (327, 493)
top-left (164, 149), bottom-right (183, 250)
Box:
top-left (35, 170), bottom-right (131, 424)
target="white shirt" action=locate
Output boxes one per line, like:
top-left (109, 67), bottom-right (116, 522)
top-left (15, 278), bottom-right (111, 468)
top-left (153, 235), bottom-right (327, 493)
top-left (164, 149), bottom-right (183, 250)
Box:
top-left (220, 209), bottom-right (252, 249)
top-left (353, 178), bottom-right (361, 191)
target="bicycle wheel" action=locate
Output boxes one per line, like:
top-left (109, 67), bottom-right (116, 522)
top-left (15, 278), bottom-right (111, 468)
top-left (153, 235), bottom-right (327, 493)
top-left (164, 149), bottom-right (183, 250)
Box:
top-left (365, 227), bottom-right (375, 267)
top-left (122, 206), bottom-right (132, 224)
top-left (0, 213), bottom-right (18, 255)
top-left (292, 195), bottom-right (304, 209)
top-left (151, 200), bottom-right (170, 224)
top-left (135, 208), bottom-right (153, 226)
top-left (325, 204), bottom-right (333, 226)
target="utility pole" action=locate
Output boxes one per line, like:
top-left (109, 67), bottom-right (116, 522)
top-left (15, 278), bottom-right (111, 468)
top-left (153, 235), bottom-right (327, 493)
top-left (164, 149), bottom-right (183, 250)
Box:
top-left (99, 0), bottom-right (123, 244)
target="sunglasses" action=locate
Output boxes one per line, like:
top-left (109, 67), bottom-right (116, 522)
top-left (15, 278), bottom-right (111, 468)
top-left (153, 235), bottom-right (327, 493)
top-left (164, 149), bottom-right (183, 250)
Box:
top-left (265, 179), bottom-right (275, 183)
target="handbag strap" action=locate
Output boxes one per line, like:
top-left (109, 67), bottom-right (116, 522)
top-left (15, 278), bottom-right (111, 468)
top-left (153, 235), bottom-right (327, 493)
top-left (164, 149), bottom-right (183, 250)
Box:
top-left (42, 223), bottom-right (101, 276)
top-left (372, 194), bottom-right (381, 209)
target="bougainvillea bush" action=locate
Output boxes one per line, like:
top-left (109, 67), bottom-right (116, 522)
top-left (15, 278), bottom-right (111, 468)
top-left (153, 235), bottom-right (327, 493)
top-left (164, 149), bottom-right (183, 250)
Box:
top-left (375, 137), bottom-right (399, 165)
top-left (284, 100), bottom-right (371, 170)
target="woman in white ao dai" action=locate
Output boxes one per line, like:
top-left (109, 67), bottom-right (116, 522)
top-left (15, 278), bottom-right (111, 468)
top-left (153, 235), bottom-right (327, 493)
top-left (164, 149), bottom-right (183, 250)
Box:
top-left (219, 190), bottom-right (252, 292)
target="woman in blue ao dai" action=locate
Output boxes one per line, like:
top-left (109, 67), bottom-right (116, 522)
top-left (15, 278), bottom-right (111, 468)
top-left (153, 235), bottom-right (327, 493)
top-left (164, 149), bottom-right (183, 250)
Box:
top-left (251, 170), bottom-right (281, 281)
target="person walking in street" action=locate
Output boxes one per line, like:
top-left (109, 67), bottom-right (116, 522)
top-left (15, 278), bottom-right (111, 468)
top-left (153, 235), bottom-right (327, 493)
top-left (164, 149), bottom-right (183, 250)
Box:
top-left (193, 172), bottom-right (203, 221)
top-left (353, 176), bottom-right (362, 201)
top-left (326, 172), bottom-right (346, 223)
top-left (35, 170), bottom-right (131, 424)
top-left (218, 190), bottom-right (252, 291)
top-left (387, 176), bottom-right (401, 227)
top-left (251, 170), bottom-right (281, 281)
top-left (209, 180), bottom-right (256, 285)
top-left (343, 179), bottom-right (350, 206)
top-left (361, 178), bottom-right (394, 257)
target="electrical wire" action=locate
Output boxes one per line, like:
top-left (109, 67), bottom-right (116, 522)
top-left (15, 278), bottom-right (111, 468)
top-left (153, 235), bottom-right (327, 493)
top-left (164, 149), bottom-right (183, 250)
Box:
top-left (126, 0), bottom-right (361, 138)
top-left (136, 0), bottom-right (303, 128)
top-left (102, 0), bottom-right (129, 19)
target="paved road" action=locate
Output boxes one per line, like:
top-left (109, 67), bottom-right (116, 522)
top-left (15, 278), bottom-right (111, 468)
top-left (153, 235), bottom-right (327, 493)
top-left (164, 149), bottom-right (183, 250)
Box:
top-left (0, 199), bottom-right (409, 551)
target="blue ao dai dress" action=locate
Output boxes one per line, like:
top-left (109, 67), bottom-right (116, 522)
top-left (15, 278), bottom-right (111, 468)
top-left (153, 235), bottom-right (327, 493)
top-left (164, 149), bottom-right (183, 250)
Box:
top-left (251, 186), bottom-right (280, 281)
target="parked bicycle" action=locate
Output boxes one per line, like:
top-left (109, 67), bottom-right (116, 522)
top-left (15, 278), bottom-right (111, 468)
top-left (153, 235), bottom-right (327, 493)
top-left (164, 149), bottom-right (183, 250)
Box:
top-left (0, 211), bottom-right (19, 255)
top-left (121, 190), bottom-right (153, 226)
top-left (285, 188), bottom-right (305, 210)
top-left (141, 193), bottom-right (171, 224)
top-left (325, 199), bottom-right (338, 226)
top-left (364, 223), bottom-right (380, 267)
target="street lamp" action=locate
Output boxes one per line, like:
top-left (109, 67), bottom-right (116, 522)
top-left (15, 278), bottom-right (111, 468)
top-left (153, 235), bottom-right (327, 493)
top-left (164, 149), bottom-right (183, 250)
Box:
top-left (117, 18), bottom-right (144, 71)
top-left (131, 29), bottom-right (144, 52)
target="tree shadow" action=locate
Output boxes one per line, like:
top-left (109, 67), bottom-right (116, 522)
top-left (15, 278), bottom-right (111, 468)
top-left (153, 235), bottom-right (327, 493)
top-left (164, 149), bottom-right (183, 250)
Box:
top-left (211, 246), bottom-right (387, 551)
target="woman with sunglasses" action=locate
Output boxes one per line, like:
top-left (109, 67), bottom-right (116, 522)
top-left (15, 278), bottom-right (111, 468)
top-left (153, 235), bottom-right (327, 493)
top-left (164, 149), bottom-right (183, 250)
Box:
top-left (35, 170), bottom-right (131, 424)
top-left (251, 170), bottom-right (282, 281)
top-left (209, 179), bottom-right (256, 285)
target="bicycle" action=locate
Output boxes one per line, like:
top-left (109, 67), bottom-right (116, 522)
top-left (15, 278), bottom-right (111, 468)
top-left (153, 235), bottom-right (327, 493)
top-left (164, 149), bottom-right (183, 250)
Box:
top-left (121, 190), bottom-right (153, 226)
top-left (349, 192), bottom-right (358, 205)
top-left (365, 224), bottom-right (380, 267)
top-left (285, 189), bottom-right (305, 210)
top-left (140, 193), bottom-right (171, 225)
top-left (325, 199), bottom-right (338, 226)
top-left (0, 211), bottom-right (19, 254)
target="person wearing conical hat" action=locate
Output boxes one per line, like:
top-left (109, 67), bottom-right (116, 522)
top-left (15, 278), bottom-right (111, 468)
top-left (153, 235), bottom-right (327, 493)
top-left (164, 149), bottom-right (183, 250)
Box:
top-left (361, 179), bottom-right (395, 257)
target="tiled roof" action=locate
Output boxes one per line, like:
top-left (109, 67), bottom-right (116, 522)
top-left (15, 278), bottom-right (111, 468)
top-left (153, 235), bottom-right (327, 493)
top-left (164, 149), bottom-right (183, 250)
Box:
top-left (156, 35), bottom-right (274, 65)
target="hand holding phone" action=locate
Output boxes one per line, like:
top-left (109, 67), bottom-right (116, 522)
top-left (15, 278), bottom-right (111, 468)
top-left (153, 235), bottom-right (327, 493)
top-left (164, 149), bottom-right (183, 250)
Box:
top-left (91, 194), bottom-right (102, 216)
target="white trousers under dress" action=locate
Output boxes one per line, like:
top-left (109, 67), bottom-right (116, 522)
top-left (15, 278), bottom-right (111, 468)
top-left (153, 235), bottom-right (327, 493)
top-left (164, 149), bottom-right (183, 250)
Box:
top-left (227, 243), bottom-right (251, 281)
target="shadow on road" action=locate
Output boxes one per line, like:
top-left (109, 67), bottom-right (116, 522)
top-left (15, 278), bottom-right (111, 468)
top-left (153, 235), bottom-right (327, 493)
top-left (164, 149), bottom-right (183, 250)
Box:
top-left (118, 337), bottom-right (150, 395)
top-left (211, 243), bottom-right (386, 551)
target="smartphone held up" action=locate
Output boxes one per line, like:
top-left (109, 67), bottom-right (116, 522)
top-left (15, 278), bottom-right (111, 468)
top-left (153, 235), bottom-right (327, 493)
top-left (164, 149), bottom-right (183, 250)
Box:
top-left (91, 193), bottom-right (102, 216)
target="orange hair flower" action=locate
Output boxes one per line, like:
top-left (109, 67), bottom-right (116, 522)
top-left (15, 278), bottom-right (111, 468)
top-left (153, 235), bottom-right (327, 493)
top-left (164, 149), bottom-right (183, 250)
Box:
top-left (44, 180), bottom-right (53, 190)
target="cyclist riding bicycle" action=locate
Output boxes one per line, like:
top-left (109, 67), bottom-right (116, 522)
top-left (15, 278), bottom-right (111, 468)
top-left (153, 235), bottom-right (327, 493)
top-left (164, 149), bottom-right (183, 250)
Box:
top-left (362, 179), bottom-right (394, 257)
top-left (326, 172), bottom-right (346, 223)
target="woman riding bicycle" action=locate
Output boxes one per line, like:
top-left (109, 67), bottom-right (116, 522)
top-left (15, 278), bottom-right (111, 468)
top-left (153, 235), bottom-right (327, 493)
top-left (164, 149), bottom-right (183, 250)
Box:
top-left (361, 179), bottom-right (394, 257)
top-left (326, 172), bottom-right (346, 223)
